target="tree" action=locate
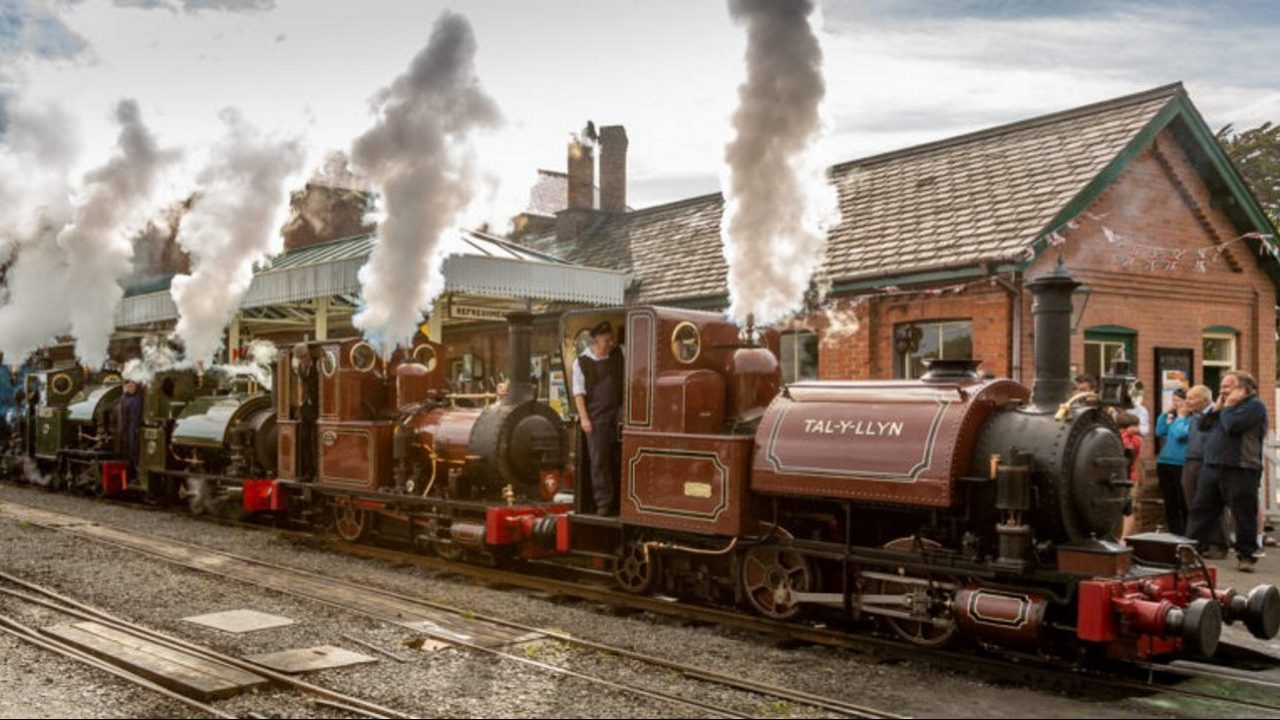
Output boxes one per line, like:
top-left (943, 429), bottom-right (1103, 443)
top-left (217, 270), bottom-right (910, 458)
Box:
top-left (1217, 122), bottom-right (1280, 229)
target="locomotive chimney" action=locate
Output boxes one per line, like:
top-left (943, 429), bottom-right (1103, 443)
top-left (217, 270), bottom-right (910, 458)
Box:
top-left (505, 311), bottom-right (535, 405)
top-left (1028, 258), bottom-right (1081, 410)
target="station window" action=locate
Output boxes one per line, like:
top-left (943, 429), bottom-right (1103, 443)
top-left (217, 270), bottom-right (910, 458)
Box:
top-left (894, 320), bottom-right (973, 379)
top-left (780, 330), bottom-right (818, 384)
top-left (1084, 327), bottom-right (1135, 379)
top-left (1202, 331), bottom-right (1237, 394)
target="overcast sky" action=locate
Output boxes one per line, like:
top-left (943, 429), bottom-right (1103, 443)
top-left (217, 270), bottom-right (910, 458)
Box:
top-left (2, 0), bottom-right (1279, 210)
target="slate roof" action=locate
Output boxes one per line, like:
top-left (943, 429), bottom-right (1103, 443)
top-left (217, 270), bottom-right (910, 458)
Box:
top-left (520, 84), bottom-right (1187, 304)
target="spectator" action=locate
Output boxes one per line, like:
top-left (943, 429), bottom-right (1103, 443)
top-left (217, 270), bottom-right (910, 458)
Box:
top-left (1074, 374), bottom-right (1098, 394)
top-left (1116, 411), bottom-right (1143, 539)
top-left (1186, 371), bottom-right (1268, 572)
top-left (1155, 387), bottom-right (1191, 534)
top-left (1181, 384), bottom-right (1227, 557)
top-left (1128, 380), bottom-right (1151, 437)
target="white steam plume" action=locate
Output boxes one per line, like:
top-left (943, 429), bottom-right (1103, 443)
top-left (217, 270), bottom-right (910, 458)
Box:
top-left (0, 100), bottom-right (169, 367)
top-left (122, 335), bottom-right (185, 384)
top-left (350, 11), bottom-right (502, 351)
top-left (170, 110), bottom-right (305, 364)
top-left (719, 0), bottom-right (839, 326)
top-left (0, 98), bottom-right (78, 262)
top-left (209, 338), bottom-right (277, 390)
top-left (58, 99), bottom-right (172, 366)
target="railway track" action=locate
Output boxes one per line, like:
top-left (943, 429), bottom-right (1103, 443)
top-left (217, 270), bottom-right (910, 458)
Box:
top-left (0, 498), bottom-right (905, 720)
top-left (319, 537), bottom-right (1280, 717)
top-left (0, 572), bottom-right (414, 719)
top-left (6, 491), bottom-right (1280, 717)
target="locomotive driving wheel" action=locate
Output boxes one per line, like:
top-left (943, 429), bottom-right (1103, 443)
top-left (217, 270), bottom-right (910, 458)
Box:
top-left (332, 500), bottom-right (371, 543)
top-left (741, 543), bottom-right (811, 620)
top-left (874, 538), bottom-right (958, 647)
top-left (614, 538), bottom-right (659, 595)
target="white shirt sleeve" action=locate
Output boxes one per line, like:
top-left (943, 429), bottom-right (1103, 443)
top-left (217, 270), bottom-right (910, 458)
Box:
top-left (572, 356), bottom-right (586, 397)
top-left (1135, 404), bottom-right (1150, 437)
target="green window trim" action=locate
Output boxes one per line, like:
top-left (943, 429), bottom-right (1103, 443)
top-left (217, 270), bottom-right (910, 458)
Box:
top-left (1203, 325), bottom-right (1240, 335)
top-left (1084, 324), bottom-right (1137, 336)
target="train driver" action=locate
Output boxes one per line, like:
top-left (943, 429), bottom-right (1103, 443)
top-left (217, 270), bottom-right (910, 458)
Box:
top-left (293, 343), bottom-right (320, 482)
top-left (572, 320), bottom-right (624, 516)
top-left (119, 380), bottom-right (143, 479)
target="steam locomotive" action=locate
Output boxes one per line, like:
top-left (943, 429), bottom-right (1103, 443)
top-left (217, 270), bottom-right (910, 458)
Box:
top-left (6, 262), bottom-right (1278, 663)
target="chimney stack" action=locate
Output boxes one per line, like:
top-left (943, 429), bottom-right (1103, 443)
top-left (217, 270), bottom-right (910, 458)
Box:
top-left (599, 125), bottom-right (628, 213)
top-left (557, 129), bottom-right (600, 241)
top-left (567, 136), bottom-right (595, 211)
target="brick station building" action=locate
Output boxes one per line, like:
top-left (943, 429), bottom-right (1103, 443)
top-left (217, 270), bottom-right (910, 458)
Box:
top-left (500, 84), bottom-right (1279, 472)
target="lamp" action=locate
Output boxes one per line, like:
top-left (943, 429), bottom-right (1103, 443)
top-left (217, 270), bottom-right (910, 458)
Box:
top-left (1071, 284), bottom-right (1093, 334)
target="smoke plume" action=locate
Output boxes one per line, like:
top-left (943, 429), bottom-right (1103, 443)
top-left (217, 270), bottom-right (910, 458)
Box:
top-left (122, 335), bottom-right (184, 384)
top-left (0, 100), bottom-right (169, 367)
top-left (169, 110), bottom-right (305, 364)
top-left (350, 11), bottom-right (502, 351)
top-left (58, 100), bottom-right (171, 366)
top-left (719, 0), bottom-right (839, 326)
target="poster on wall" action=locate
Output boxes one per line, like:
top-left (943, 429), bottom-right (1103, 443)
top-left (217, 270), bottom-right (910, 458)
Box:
top-left (548, 370), bottom-right (569, 419)
top-left (1154, 347), bottom-right (1194, 415)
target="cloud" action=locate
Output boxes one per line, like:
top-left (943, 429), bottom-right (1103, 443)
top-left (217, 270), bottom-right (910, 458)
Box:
top-left (112, 0), bottom-right (275, 12)
top-left (0, 0), bottom-right (89, 61)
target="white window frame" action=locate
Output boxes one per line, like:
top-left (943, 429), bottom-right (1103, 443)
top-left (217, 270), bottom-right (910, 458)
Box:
top-left (1202, 332), bottom-right (1237, 372)
top-left (780, 329), bottom-right (818, 384)
top-left (897, 320), bottom-right (973, 380)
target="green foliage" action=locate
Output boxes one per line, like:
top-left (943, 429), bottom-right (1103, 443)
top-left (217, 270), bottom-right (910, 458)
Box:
top-left (1217, 122), bottom-right (1280, 229)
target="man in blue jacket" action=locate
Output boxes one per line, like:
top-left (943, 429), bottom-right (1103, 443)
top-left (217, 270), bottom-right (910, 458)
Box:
top-left (1186, 371), bottom-right (1269, 572)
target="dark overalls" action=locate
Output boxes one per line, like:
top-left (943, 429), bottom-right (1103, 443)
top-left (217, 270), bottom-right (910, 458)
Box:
top-left (581, 348), bottom-right (623, 515)
top-left (118, 391), bottom-right (143, 478)
top-left (297, 361), bottom-right (320, 481)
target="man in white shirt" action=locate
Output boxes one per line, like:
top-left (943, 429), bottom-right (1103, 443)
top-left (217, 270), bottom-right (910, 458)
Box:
top-left (573, 321), bottom-right (624, 515)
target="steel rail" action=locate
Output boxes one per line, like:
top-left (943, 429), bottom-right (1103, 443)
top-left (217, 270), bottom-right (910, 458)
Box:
top-left (0, 571), bottom-right (744, 720)
top-left (0, 610), bottom-right (235, 719)
top-left (12, 492), bottom-right (1280, 716)
top-left (0, 500), bottom-right (902, 719)
top-left (0, 576), bottom-right (415, 720)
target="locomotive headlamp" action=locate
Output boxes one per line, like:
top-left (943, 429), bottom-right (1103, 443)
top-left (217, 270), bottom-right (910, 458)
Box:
top-left (1098, 357), bottom-right (1137, 408)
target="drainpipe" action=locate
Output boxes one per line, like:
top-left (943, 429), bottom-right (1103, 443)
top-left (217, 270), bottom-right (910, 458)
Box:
top-left (984, 264), bottom-right (1022, 383)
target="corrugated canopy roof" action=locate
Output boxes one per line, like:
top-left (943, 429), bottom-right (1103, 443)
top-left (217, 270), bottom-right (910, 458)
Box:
top-left (116, 229), bottom-right (627, 328)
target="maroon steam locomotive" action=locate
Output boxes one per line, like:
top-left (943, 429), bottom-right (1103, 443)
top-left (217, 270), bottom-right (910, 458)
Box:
top-left (236, 261), bottom-right (1279, 663)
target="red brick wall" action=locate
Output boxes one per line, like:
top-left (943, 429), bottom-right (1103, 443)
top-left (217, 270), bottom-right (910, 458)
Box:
top-left (1024, 128), bottom-right (1276, 431)
top-left (804, 127), bottom-right (1276, 467)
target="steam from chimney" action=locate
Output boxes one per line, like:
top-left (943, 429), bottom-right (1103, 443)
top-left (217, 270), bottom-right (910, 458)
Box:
top-left (169, 109), bottom-right (305, 364)
top-left (59, 100), bottom-right (172, 366)
top-left (350, 11), bottom-right (502, 351)
top-left (0, 100), bottom-right (170, 367)
top-left (719, 0), bottom-right (839, 327)
top-left (0, 99), bottom-right (78, 263)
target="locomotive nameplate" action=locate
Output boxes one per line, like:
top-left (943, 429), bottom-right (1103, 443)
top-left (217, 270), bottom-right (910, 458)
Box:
top-left (763, 400), bottom-right (949, 482)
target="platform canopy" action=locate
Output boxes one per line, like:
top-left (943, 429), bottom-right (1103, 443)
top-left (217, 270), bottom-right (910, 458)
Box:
top-left (114, 230), bottom-right (631, 331)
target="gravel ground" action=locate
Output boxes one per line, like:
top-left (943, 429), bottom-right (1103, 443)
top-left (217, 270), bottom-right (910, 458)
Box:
top-left (0, 483), bottom-right (1229, 718)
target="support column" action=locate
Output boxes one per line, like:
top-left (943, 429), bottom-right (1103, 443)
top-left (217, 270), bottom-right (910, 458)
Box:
top-left (228, 315), bottom-right (241, 362)
top-left (425, 298), bottom-right (444, 342)
top-left (315, 297), bottom-right (330, 341)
